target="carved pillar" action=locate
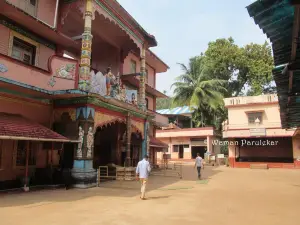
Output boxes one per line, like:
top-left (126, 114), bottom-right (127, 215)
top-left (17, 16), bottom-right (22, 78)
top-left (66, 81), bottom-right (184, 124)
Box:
top-left (126, 113), bottom-right (132, 166)
top-left (138, 44), bottom-right (147, 111)
top-left (79, 0), bottom-right (93, 91)
top-left (142, 120), bottom-right (149, 158)
top-left (72, 106), bottom-right (97, 188)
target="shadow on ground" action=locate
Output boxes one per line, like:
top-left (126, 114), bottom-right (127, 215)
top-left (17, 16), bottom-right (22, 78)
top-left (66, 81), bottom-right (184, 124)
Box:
top-left (0, 165), bottom-right (222, 208)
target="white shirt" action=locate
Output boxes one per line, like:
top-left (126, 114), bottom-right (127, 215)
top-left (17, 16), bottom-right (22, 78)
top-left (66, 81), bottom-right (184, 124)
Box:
top-left (195, 156), bottom-right (203, 167)
top-left (136, 159), bottom-right (151, 179)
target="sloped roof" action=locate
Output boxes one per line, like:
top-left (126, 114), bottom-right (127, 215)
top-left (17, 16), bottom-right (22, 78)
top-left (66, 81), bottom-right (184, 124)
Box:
top-left (150, 136), bottom-right (168, 148)
top-left (247, 0), bottom-right (294, 66)
top-left (247, 0), bottom-right (300, 129)
top-left (156, 106), bottom-right (194, 115)
top-left (0, 113), bottom-right (70, 142)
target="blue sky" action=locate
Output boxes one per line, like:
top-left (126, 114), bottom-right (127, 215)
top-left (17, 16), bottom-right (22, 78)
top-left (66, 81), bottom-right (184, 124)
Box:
top-left (117, 0), bottom-right (268, 95)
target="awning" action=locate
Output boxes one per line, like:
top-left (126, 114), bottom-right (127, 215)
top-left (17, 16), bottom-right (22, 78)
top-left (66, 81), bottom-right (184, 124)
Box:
top-left (150, 136), bottom-right (168, 149)
top-left (0, 113), bottom-right (77, 142)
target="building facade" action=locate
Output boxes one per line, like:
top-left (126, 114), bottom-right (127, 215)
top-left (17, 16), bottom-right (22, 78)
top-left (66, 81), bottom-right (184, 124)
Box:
top-left (156, 127), bottom-right (220, 161)
top-left (223, 94), bottom-right (300, 169)
top-left (0, 0), bottom-right (169, 190)
top-left (155, 106), bottom-right (220, 161)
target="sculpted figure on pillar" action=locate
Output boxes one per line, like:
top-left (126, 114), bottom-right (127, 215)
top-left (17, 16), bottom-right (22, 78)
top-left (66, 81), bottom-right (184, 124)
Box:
top-left (77, 126), bottom-right (84, 158)
top-left (86, 127), bottom-right (94, 158)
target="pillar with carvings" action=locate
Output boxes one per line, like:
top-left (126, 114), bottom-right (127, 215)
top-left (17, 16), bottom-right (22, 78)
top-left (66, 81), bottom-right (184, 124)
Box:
top-left (71, 107), bottom-right (97, 188)
top-left (138, 44), bottom-right (147, 111)
top-left (79, 0), bottom-right (93, 91)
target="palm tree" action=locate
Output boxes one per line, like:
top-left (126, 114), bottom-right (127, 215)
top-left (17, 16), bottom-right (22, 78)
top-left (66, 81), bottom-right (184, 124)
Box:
top-left (172, 56), bottom-right (227, 127)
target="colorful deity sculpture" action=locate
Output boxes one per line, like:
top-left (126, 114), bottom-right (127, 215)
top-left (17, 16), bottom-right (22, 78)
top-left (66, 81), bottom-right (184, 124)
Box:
top-left (105, 67), bottom-right (115, 96)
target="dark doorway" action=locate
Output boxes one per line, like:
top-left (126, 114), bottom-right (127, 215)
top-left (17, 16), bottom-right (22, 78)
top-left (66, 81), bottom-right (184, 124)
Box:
top-left (191, 146), bottom-right (206, 158)
top-left (93, 123), bottom-right (126, 168)
top-left (179, 145), bottom-right (184, 159)
top-left (61, 143), bottom-right (74, 169)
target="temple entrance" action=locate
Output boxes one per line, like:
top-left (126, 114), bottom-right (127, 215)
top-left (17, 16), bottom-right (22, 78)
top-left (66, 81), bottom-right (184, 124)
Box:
top-left (93, 122), bottom-right (126, 168)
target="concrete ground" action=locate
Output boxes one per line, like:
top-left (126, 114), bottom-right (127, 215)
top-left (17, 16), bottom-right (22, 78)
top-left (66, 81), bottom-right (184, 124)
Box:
top-left (1, 166), bottom-right (300, 225)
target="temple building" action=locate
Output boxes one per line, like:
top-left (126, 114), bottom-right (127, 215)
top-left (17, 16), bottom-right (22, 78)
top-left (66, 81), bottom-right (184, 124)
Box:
top-left (0, 0), bottom-right (169, 190)
top-left (247, 0), bottom-right (300, 168)
top-left (156, 106), bottom-right (220, 161)
top-left (223, 94), bottom-right (300, 168)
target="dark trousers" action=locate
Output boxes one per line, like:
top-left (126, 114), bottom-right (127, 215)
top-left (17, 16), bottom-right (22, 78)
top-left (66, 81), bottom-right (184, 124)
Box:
top-left (197, 167), bottom-right (201, 179)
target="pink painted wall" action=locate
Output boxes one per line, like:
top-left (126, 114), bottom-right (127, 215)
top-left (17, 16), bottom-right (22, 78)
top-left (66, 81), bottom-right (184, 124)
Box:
top-left (39, 44), bottom-right (55, 70)
top-left (7, 0), bottom-right (56, 27)
top-left (37, 0), bottom-right (56, 27)
top-left (0, 140), bottom-right (60, 182)
top-left (91, 44), bottom-right (120, 75)
top-left (146, 96), bottom-right (154, 110)
top-left (0, 24), bottom-right (56, 70)
top-left (123, 53), bottom-right (140, 74)
top-left (146, 64), bottom-right (155, 88)
top-left (157, 128), bottom-right (214, 138)
top-left (0, 97), bottom-right (52, 126)
top-left (0, 24), bottom-right (9, 55)
top-left (123, 53), bottom-right (156, 88)
top-left (1, 54), bottom-right (77, 91)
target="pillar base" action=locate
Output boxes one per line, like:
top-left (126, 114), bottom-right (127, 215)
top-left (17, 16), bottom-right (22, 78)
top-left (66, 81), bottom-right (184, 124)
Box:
top-left (71, 160), bottom-right (97, 188)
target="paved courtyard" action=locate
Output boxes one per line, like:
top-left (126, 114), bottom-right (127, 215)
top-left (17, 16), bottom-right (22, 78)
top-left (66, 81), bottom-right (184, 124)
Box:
top-left (1, 166), bottom-right (300, 225)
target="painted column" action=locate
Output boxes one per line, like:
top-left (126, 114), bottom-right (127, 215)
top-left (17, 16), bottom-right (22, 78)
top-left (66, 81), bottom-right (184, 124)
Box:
top-left (138, 44), bottom-right (147, 110)
top-left (71, 107), bottom-right (97, 188)
top-left (142, 121), bottom-right (149, 158)
top-left (79, 0), bottom-right (93, 91)
top-left (126, 113), bottom-right (132, 166)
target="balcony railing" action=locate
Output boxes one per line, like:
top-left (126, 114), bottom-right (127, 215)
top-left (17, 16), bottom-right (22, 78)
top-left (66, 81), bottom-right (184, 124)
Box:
top-left (0, 54), bottom-right (78, 91)
top-left (224, 94), bottom-right (278, 106)
top-left (222, 122), bottom-right (282, 131)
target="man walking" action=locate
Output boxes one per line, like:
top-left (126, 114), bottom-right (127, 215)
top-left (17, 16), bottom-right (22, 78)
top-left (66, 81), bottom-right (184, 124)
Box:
top-left (136, 155), bottom-right (151, 200)
top-left (194, 153), bottom-right (203, 179)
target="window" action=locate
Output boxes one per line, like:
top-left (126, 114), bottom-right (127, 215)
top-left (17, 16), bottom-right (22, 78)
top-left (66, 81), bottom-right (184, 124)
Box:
top-left (130, 60), bottom-right (136, 73)
top-left (173, 145), bottom-right (179, 152)
top-left (12, 37), bottom-right (36, 65)
top-left (16, 141), bottom-right (36, 167)
top-left (248, 112), bottom-right (262, 124)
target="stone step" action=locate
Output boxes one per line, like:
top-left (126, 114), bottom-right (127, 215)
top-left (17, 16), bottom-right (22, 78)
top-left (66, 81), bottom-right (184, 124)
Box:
top-left (250, 164), bottom-right (269, 169)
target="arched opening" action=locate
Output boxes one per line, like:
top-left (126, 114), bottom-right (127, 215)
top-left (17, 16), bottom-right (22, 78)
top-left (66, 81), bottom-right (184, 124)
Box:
top-left (93, 122), bottom-right (126, 168)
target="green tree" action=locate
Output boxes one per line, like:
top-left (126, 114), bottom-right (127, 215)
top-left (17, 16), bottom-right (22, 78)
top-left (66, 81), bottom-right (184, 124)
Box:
top-left (172, 56), bottom-right (227, 128)
top-left (156, 90), bottom-right (172, 110)
top-left (204, 38), bottom-right (274, 96)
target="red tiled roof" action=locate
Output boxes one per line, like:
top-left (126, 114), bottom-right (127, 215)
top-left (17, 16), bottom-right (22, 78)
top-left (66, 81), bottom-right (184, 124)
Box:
top-left (0, 113), bottom-right (69, 142)
top-left (150, 136), bottom-right (168, 148)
